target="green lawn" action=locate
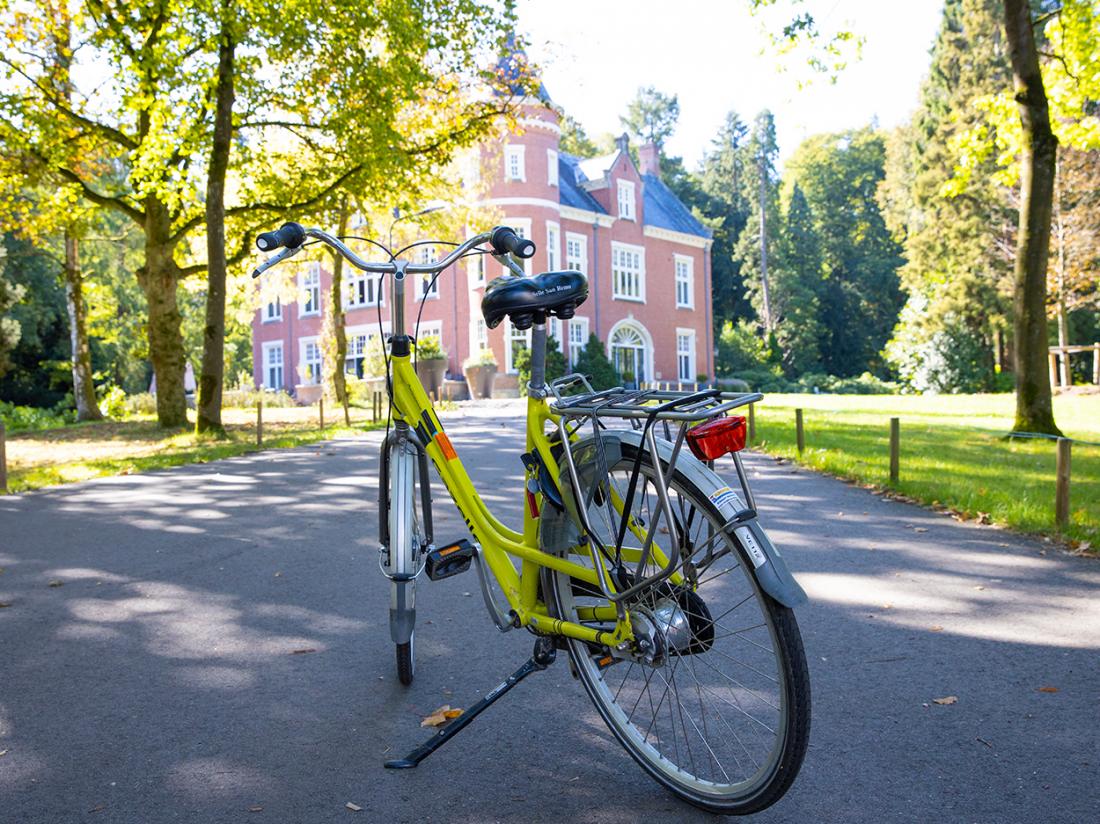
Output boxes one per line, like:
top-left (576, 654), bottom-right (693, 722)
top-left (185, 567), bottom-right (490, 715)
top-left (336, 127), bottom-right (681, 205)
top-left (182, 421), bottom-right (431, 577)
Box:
top-left (3, 405), bottom-right (386, 494)
top-left (750, 393), bottom-right (1099, 548)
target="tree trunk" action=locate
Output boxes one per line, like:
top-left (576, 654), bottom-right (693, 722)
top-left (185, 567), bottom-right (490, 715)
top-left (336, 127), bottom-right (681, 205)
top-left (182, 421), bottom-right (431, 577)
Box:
top-left (196, 19), bottom-right (236, 437)
top-left (62, 232), bottom-right (103, 421)
top-left (326, 199), bottom-right (351, 426)
top-left (140, 199), bottom-right (188, 428)
top-left (1004, 0), bottom-right (1061, 435)
top-left (757, 155), bottom-right (772, 333)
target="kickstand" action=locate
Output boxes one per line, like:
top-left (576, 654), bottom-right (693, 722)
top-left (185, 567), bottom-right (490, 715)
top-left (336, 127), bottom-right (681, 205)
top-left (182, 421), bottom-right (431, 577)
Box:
top-left (384, 637), bottom-right (557, 769)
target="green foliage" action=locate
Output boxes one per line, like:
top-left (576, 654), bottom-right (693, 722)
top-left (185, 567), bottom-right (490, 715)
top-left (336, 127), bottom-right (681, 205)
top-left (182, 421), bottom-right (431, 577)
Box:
top-left (572, 333), bottom-right (620, 390)
top-left (715, 319), bottom-right (771, 375)
top-left (560, 114), bottom-right (601, 159)
top-left (463, 347), bottom-right (498, 369)
top-left (0, 400), bottom-right (75, 432)
top-left (415, 334), bottom-right (446, 361)
top-left (620, 86), bottom-right (680, 148)
top-left (514, 335), bottom-right (567, 396)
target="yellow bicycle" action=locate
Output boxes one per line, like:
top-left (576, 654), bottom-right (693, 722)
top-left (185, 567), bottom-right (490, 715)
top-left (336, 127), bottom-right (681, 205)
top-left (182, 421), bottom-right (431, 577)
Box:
top-left (253, 222), bottom-right (811, 815)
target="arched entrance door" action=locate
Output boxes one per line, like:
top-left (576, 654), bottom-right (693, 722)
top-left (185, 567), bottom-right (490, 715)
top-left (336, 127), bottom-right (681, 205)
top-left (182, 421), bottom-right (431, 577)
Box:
top-left (610, 322), bottom-right (648, 389)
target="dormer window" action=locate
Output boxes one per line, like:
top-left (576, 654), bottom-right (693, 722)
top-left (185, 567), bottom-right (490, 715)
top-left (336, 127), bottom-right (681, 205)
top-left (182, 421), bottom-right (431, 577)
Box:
top-left (617, 180), bottom-right (636, 221)
top-left (547, 149), bottom-right (558, 186)
top-left (505, 144), bottom-right (526, 182)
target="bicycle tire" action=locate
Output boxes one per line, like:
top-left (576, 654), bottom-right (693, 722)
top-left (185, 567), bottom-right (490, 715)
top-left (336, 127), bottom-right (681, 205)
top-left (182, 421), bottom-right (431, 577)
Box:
top-left (547, 441), bottom-right (810, 815)
top-left (396, 636), bottom-right (415, 686)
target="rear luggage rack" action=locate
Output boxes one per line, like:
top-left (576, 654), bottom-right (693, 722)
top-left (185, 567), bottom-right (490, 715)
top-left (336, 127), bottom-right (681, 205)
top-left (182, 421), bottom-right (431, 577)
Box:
top-left (545, 373), bottom-right (762, 608)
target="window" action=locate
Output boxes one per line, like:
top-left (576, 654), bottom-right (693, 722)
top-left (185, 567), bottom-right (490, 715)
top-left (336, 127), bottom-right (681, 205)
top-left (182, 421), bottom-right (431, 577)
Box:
top-left (299, 264), bottom-right (320, 316)
top-left (505, 319), bottom-right (530, 374)
top-left (505, 144), bottom-right (525, 182)
top-left (547, 149), bottom-right (559, 186)
top-left (346, 271), bottom-right (382, 308)
top-left (299, 337), bottom-right (322, 385)
top-left (675, 255), bottom-right (694, 309)
top-left (617, 179), bottom-right (636, 220)
top-left (547, 316), bottom-right (561, 342)
top-left (264, 296), bottom-right (282, 322)
top-left (469, 249), bottom-right (485, 287)
top-left (418, 245), bottom-right (439, 299)
top-left (546, 222), bottom-right (560, 271)
top-left (611, 243), bottom-right (645, 301)
top-left (471, 318), bottom-right (489, 351)
top-left (262, 342), bottom-right (284, 390)
top-left (610, 322), bottom-right (648, 387)
top-left (345, 325), bottom-right (388, 378)
top-left (416, 320), bottom-right (443, 352)
top-left (677, 329), bottom-right (696, 382)
top-left (565, 233), bottom-right (587, 273)
top-left (568, 316), bottom-right (589, 367)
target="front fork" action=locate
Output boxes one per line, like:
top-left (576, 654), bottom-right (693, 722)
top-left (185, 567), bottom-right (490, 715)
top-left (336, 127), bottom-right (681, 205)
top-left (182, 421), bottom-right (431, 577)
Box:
top-left (379, 420), bottom-right (434, 644)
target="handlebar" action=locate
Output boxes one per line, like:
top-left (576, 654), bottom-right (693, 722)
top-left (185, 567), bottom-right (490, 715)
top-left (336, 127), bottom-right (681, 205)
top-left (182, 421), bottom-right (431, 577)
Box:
top-left (250, 224), bottom-right (537, 279)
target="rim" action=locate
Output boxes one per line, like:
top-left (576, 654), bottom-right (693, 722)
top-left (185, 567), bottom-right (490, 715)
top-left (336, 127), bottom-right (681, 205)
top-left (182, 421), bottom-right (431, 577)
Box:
top-left (555, 454), bottom-right (788, 798)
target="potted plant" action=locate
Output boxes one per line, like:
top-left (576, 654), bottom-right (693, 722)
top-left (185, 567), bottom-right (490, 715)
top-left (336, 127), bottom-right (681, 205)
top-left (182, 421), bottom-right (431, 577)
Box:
top-left (463, 347), bottom-right (498, 399)
top-left (414, 335), bottom-right (448, 398)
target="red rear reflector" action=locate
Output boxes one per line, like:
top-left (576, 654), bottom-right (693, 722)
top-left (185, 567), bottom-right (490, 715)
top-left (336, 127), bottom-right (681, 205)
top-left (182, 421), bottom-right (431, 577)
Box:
top-left (686, 416), bottom-right (747, 461)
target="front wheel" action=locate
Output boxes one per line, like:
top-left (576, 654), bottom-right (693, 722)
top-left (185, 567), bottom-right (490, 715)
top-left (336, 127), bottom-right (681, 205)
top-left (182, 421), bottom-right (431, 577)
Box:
top-left (396, 636), bottom-right (415, 686)
top-left (548, 443), bottom-right (810, 815)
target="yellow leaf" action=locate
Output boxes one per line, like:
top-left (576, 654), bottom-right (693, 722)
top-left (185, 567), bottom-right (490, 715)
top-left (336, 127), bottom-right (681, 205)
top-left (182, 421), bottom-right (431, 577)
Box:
top-left (932, 696), bottom-right (957, 705)
top-left (1037, 686), bottom-right (1059, 693)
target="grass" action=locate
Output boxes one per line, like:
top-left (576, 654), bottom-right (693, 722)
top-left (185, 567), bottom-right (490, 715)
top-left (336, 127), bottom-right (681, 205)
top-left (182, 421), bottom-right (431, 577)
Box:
top-left (750, 392), bottom-right (1100, 549)
top-left (3, 404), bottom-right (387, 494)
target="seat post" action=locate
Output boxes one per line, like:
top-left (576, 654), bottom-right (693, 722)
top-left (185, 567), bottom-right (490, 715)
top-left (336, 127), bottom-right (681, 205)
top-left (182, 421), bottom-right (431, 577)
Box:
top-left (527, 320), bottom-right (548, 397)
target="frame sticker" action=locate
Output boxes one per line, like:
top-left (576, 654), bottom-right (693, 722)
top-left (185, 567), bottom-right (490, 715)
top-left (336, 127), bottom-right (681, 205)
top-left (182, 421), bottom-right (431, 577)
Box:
top-left (709, 486), bottom-right (741, 511)
top-left (734, 526), bottom-right (768, 568)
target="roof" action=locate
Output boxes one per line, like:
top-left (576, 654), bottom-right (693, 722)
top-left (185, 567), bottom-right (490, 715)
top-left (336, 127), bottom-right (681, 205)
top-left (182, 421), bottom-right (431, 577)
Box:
top-left (555, 153), bottom-right (712, 240)
top-left (492, 39), bottom-right (553, 103)
top-left (641, 174), bottom-right (712, 238)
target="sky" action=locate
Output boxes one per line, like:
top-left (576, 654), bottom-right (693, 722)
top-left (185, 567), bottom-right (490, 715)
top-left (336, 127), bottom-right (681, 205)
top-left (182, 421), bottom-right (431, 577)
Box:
top-left (515, 0), bottom-right (945, 166)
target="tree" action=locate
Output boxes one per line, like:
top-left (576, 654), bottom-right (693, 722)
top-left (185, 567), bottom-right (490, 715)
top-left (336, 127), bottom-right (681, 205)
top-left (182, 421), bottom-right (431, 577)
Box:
top-left (572, 334), bottom-right (620, 390)
top-left (0, 243), bottom-right (26, 378)
top-left (620, 86), bottom-right (680, 148)
top-left (784, 127), bottom-right (904, 376)
top-left (769, 186), bottom-right (825, 375)
top-left (560, 113), bottom-right (601, 158)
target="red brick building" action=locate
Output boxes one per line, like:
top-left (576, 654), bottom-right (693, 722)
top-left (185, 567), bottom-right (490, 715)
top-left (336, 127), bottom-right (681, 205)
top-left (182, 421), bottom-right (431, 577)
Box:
top-left (252, 94), bottom-right (713, 399)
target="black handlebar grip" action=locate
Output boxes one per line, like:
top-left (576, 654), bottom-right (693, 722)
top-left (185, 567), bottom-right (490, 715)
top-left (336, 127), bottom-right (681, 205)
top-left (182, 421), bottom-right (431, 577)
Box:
top-left (256, 222), bottom-right (306, 252)
top-left (490, 225), bottom-right (536, 259)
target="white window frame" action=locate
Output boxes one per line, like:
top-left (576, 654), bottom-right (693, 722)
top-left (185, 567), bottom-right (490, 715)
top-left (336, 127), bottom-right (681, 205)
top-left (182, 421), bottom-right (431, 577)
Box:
top-left (417, 245), bottom-right (440, 299)
top-left (469, 245), bottom-right (485, 288)
top-left (263, 296), bottom-right (282, 323)
top-left (547, 316), bottom-right (562, 342)
top-left (617, 179), bottom-right (636, 221)
top-left (262, 341), bottom-right (284, 390)
top-left (470, 318), bottom-right (489, 352)
top-left (298, 336), bottom-right (322, 386)
top-left (547, 149), bottom-right (559, 186)
top-left (416, 319), bottom-right (443, 352)
top-left (568, 316), bottom-right (589, 367)
top-left (298, 263), bottom-right (321, 317)
top-left (346, 271), bottom-right (383, 309)
top-left (546, 221), bottom-right (561, 271)
top-left (674, 254), bottom-right (695, 309)
top-left (344, 322), bottom-right (390, 379)
top-left (505, 144), bottom-right (526, 182)
top-left (676, 328), bottom-right (696, 383)
top-left (565, 232), bottom-right (587, 274)
top-left (505, 318), bottom-right (531, 374)
top-left (611, 242), bottom-right (646, 303)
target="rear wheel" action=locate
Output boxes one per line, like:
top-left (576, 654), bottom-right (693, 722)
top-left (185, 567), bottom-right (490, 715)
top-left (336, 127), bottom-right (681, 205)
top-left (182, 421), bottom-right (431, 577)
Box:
top-left (548, 442), bottom-right (810, 815)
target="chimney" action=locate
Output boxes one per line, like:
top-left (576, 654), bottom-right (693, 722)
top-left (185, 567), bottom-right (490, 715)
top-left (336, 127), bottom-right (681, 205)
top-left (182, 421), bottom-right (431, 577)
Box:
top-left (639, 142), bottom-right (660, 177)
top-left (615, 132), bottom-right (630, 155)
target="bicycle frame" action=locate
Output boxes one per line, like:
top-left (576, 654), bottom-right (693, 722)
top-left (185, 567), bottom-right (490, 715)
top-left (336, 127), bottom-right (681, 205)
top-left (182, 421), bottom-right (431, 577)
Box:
top-left (388, 348), bottom-right (635, 648)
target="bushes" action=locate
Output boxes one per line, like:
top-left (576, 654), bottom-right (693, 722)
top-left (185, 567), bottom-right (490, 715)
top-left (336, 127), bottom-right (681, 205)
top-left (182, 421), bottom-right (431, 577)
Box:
top-left (221, 387), bottom-right (296, 408)
top-left (0, 400), bottom-right (75, 432)
top-left (514, 335), bottom-right (567, 395)
top-left (726, 369), bottom-right (900, 395)
top-left (572, 333), bottom-right (620, 390)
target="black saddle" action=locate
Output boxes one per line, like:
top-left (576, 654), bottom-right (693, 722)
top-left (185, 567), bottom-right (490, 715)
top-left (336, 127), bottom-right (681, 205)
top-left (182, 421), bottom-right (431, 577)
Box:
top-left (481, 270), bottom-right (588, 330)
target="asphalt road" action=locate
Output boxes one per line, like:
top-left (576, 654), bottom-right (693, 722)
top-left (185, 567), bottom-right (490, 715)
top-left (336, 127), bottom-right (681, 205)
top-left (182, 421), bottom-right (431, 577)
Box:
top-left (2, 402), bottom-right (1098, 823)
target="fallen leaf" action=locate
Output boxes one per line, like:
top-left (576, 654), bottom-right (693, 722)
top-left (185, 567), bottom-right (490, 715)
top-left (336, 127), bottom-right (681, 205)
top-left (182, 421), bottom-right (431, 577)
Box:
top-left (274, 571), bottom-right (283, 577)
top-left (0, 749), bottom-right (8, 757)
top-left (47, 579), bottom-right (63, 588)
top-left (881, 603), bottom-right (893, 610)
top-left (290, 648), bottom-right (317, 655)
top-left (0, 602), bottom-right (11, 608)
top-left (88, 804), bottom-right (106, 813)
top-left (930, 625), bottom-right (944, 632)
top-left (973, 585), bottom-right (986, 591)
top-left (248, 805), bottom-right (264, 813)
top-left (443, 708), bottom-right (463, 719)
top-left (914, 527), bottom-right (928, 533)
top-left (976, 512), bottom-right (992, 525)
top-left (345, 802), bottom-right (362, 812)
top-left (976, 736), bottom-right (993, 748)
top-left (1037, 686), bottom-right (1059, 693)
top-left (932, 695), bottom-right (958, 705)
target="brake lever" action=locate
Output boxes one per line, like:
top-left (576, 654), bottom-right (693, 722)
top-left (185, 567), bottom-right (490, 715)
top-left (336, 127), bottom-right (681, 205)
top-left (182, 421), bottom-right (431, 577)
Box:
top-left (491, 251), bottom-right (526, 278)
top-left (251, 245), bottom-right (301, 279)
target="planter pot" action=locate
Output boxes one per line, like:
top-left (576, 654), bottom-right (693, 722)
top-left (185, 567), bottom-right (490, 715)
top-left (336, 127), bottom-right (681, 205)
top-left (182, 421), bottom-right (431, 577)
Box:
top-left (415, 358), bottom-right (447, 397)
top-left (463, 364), bottom-right (497, 399)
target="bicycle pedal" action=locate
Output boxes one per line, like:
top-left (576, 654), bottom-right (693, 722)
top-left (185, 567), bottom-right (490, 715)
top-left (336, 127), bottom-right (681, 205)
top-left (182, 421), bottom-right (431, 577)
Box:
top-left (426, 539), bottom-right (476, 581)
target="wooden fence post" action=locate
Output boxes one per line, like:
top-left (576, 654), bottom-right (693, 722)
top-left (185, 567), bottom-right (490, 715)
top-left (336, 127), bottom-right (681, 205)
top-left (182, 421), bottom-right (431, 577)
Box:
top-left (1093, 343), bottom-right (1099, 385)
top-left (1055, 437), bottom-right (1072, 530)
top-left (1049, 352), bottom-right (1059, 389)
top-left (889, 417), bottom-right (900, 485)
top-left (256, 400), bottom-right (263, 446)
top-left (795, 408), bottom-right (804, 455)
top-left (0, 421), bottom-right (7, 494)
top-left (748, 402), bottom-right (756, 445)
top-left (319, 396), bottom-right (325, 431)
